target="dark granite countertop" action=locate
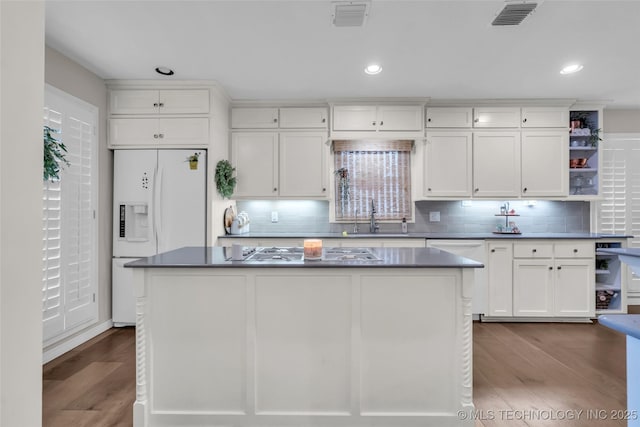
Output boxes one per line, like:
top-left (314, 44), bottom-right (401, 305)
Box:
top-left (218, 232), bottom-right (631, 240)
top-left (599, 315), bottom-right (640, 340)
top-left (126, 246), bottom-right (485, 269)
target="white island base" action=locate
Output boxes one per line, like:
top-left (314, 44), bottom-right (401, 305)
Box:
top-left (131, 266), bottom-right (475, 427)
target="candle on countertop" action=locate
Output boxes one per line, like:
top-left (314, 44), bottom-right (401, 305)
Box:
top-left (304, 239), bottom-right (322, 260)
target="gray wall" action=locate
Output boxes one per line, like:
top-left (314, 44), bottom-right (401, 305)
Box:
top-left (604, 109), bottom-right (640, 133)
top-left (44, 47), bottom-right (111, 345)
top-left (236, 199), bottom-right (591, 234)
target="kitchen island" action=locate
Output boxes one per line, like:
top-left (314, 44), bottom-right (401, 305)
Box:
top-left (127, 246), bottom-right (483, 427)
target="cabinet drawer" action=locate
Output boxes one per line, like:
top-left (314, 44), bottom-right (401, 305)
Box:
top-left (513, 242), bottom-right (553, 258)
top-left (554, 242), bottom-right (594, 258)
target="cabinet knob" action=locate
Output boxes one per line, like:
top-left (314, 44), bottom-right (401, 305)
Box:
top-left (153, 134), bottom-right (159, 139)
top-left (322, 188), bottom-right (326, 192)
top-left (523, 187), bottom-right (528, 193)
top-left (273, 118), bottom-right (278, 123)
top-left (273, 187), bottom-right (277, 192)
top-left (322, 118), bottom-right (326, 123)
top-left (557, 266), bottom-right (562, 270)
top-left (532, 249), bottom-right (537, 253)
top-left (428, 188), bottom-right (432, 192)
top-left (474, 118), bottom-right (479, 123)
top-left (491, 249), bottom-right (496, 253)
top-left (573, 248), bottom-right (578, 253)
top-left (159, 102), bottom-right (164, 107)
top-left (549, 266), bottom-right (553, 270)
top-left (153, 103), bottom-right (159, 107)
top-left (474, 188), bottom-right (479, 193)
top-left (427, 117), bottom-right (432, 122)
top-left (372, 121), bottom-right (376, 126)
top-left (158, 134), bottom-right (164, 138)
top-left (380, 121), bottom-right (384, 126)
top-left (523, 118), bottom-right (527, 123)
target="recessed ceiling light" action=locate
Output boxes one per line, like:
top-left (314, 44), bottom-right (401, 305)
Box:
top-left (364, 64), bottom-right (382, 75)
top-left (155, 66), bottom-right (175, 76)
top-left (560, 64), bottom-right (583, 75)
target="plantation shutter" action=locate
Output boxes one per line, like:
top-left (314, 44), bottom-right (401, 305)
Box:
top-left (595, 133), bottom-right (640, 293)
top-left (42, 85), bottom-right (98, 343)
top-left (333, 140), bottom-right (412, 221)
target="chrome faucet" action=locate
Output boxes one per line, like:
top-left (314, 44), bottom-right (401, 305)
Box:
top-left (369, 199), bottom-right (379, 233)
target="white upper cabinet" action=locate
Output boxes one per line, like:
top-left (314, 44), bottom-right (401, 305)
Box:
top-left (109, 89), bottom-right (210, 115)
top-left (279, 108), bottom-right (328, 129)
top-left (231, 107), bottom-right (280, 129)
top-left (521, 107), bottom-right (569, 128)
top-left (473, 107), bottom-right (521, 128)
top-left (231, 132), bottom-right (279, 197)
top-left (472, 131), bottom-right (521, 197)
top-left (521, 130), bottom-right (568, 197)
top-left (332, 105), bottom-right (423, 132)
top-left (426, 108), bottom-right (473, 128)
top-left (422, 131), bottom-right (473, 197)
top-left (109, 118), bottom-right (210, 148)
top-left (279, 132), bottom-right (327, 197)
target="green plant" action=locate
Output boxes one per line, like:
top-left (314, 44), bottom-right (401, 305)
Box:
top-left (43, 125), bottom-right (70, 181)
top-left (214, 159), bottom-right (236, 198)
top-left (187, 152), bottom-right (200, 162)
top-left (589, 128), bottom-right (603, 147)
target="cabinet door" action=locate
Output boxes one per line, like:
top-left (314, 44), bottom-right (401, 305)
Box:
top-left (487, 242), bottom-right (513, 317)
top-left (426, 108), bottom-right (473, 128)
top-left (513, 259), bottom-right (554, 317)
top-left (231, 108), bottom-right (279, 129)
top-left (332, 106), bottom-right (377, 131)
top-left (554, 259), bottom-right (594, 317)
top-left (279, 108), bottom-right (328, 129)
top-left (376, 105), bottom-right (423, 131)
top-left (472, 132), bottom-right (521, 197)
top-left (158, 89), bottom-right (209, 114)
top-left (279, 132), bottom-right (327, 197)
top-left (110, 90), bottom-right (159, 114)
top-left (521, 107), bottom-right (569, 128)
top-left (157, 118), bottom-right (209, 147)
top-left (473, 107), bottom-right (520, 128)
top-left (109, 118), bottom-right (159, 147)
top-left (521, 131), bottom-right (568, 197)
top-left (231, 133), bottom-right (278, 197)
top-left (423, 132), bottom-right (472, 197)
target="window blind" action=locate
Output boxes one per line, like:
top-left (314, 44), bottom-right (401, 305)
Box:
top-left (595, 134), bottom-right (640, 293)
top-left (42, 86), bottom-right (98, 343)
top-left (333, 140), bottom-right (412, 221)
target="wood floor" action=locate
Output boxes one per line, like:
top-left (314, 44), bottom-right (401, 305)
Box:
top-left (43, 321), bottom-right (628, 427)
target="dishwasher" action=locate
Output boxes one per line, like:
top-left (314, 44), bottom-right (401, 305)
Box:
top-left (426, 240), bottom-right (487, 317)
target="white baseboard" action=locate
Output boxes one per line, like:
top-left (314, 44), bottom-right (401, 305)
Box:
top-left (43, 319), bottom-right (113, 364)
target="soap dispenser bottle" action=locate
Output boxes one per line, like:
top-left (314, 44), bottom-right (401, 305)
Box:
top-left (401, 217), bottom-right (408, 234)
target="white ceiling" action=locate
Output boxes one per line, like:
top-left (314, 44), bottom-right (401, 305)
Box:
top-left (45, 0), bottom-right (640, 108)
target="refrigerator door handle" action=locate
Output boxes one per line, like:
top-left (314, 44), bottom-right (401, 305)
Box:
top-left (156, 165), bottom-right (164, 251)
top-left (153, 164), bottom-right (160, 249)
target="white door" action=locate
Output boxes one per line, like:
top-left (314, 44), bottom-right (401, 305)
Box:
top-left (158, 118), bottom-right (209, 147)
top-left (157, 150), bottom-right (206, 254)
top-left (232, 132), bottom-right (279, 197)
top-left (113, 150), bottom-right (157, 257)
top-left (423, 132), bottom-right (473, 197)
top-left (521, 131), bottom-right (568, 197)
top-left (554, 259), bottom-right (594, 317)
top-left (109, 118), bottom-right (159, 147)
top-left (513, 259), bottom-right (554, 317)
top-left (279, 132), bottom-right (327, 197)
top-left (473, 132), bottom-right (521, 197)
top-left (332, 106), bottom-right (377, 131)
top-left (159, 89), bottom-right (209, 114)
top-left (487, 242), bottom-right (513, 317)
top-left (376, 105), bottom-right (423, 131)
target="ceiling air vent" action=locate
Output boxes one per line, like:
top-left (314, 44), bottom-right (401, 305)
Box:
top-left (331, 1), bottom-right (370, 27)
top-left (492, 1), bottom-right (538, 26)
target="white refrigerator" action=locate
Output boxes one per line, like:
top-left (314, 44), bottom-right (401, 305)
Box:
top-left (112, 149), bottom-right (206, 326)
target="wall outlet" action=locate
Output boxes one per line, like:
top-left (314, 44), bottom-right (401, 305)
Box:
top-left (429, 211), bottom-right (441, 222)
top-left (271, 211), bottom-right (278, 223)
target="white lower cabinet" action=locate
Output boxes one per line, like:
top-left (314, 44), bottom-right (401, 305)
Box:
top-left (486, 240), bottom-right (595, 320)
top-left (487, 241), bottom-right (513, 317)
